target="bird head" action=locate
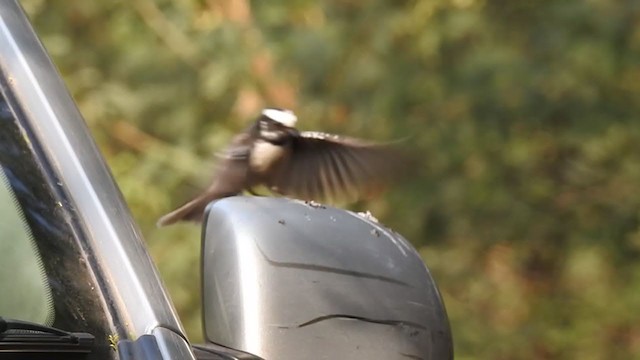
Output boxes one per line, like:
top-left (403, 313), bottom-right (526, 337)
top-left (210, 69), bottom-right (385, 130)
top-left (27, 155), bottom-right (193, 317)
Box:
top-left (258, 108), bottom-right (300, 142)
top-left (262, 108), bottom-right (297, 127)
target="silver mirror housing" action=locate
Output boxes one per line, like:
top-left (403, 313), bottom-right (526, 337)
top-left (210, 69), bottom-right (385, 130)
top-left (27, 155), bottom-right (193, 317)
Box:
top-left (201, 197), bottom-right (453, 360)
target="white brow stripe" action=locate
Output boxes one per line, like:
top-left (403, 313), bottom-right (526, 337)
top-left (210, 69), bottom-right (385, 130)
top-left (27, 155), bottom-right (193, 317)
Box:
top-left (262, 108), bottom-right (297, 127)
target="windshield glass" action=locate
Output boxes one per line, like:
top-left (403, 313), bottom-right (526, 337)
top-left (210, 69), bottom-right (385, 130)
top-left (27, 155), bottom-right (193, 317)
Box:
top-left (0, 165), bottom-right (53, 325)
top-left (0, 88), bottom-right (116, 358)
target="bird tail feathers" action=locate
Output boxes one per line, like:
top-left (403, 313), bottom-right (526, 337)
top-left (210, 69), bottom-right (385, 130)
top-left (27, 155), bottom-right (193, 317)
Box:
top-left (156, 191), bottom-right (234, 227)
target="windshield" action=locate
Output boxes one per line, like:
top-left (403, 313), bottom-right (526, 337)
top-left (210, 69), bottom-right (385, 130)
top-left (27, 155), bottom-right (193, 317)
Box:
top-left (0, 88), bottom-right (116, 358)
top-left (0, 164), bottom-right (53, 325)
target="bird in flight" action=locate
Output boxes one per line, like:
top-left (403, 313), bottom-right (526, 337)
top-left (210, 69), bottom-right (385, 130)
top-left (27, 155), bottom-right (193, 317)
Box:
top-left (157, 108), bottom-right (408, 226)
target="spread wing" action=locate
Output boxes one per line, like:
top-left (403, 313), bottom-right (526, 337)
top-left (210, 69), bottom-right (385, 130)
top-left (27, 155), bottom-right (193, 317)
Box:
top-left (266, 131), bottom-right (407, 202)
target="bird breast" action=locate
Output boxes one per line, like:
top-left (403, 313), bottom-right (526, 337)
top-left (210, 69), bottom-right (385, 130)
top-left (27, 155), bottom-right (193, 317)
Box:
top-left (249, 139), bottom-right (287, 174)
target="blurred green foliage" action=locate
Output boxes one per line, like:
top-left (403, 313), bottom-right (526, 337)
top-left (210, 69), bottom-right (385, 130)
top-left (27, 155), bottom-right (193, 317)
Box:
top-left (22, 0), bottom-right (640, 358)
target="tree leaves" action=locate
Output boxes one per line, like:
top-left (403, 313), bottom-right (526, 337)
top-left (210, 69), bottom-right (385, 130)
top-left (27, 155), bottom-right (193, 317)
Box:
top-left (24, 0), bottom-right (640, 356)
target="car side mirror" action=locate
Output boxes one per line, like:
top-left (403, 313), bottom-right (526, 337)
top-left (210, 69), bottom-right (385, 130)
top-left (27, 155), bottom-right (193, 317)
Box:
top-left (201, 197), bottom-right (453, 360)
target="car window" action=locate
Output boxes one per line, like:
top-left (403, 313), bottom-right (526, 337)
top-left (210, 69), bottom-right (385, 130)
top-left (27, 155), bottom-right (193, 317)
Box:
top-left (0, 165), bottom-right (54, 325)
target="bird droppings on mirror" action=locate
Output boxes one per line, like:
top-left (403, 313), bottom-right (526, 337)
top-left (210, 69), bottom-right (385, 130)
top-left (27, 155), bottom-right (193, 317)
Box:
top-left (304, 200), bottom-right (326, 209)
top-left (357, 211), bottom-right (379, 223)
